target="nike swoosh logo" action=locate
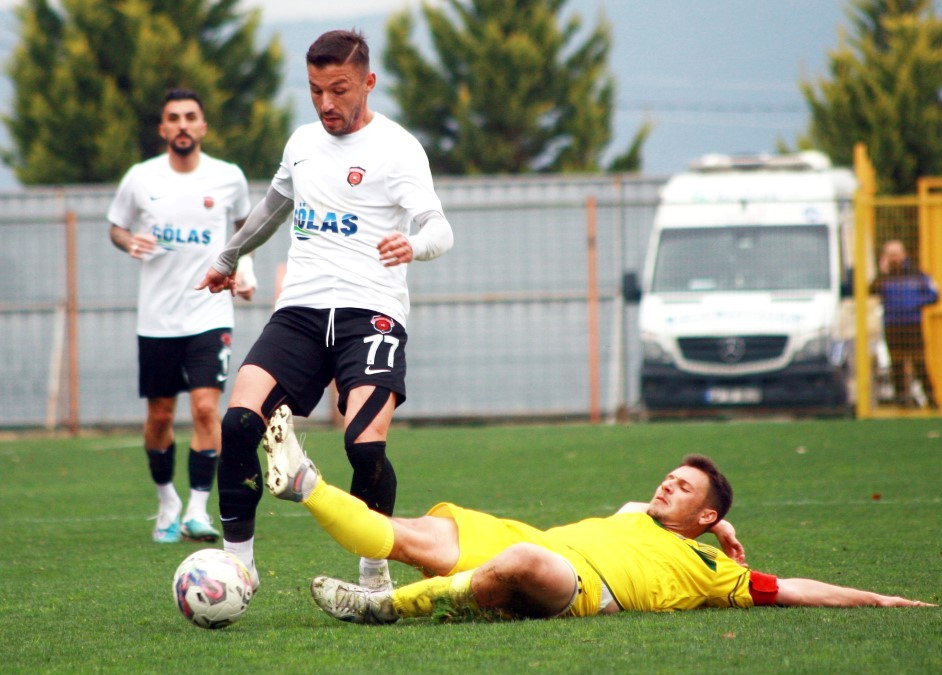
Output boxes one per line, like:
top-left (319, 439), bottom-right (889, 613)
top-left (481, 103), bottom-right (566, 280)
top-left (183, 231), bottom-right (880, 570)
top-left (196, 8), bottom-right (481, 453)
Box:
top-left (293, 158), bottom-right (310, 166)
top-left (149, 195), bottom-right (167, 201)
top-left (364, 367), bottom-right (391, 375)
top-left (219, 516), bottom-right (238, 522)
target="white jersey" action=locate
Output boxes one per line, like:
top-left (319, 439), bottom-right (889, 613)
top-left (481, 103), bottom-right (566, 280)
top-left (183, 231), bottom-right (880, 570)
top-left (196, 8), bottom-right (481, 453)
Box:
top-left (108, 153), bottom-right (251, 337)
top-left (271, 113), bottom-right (443, 326)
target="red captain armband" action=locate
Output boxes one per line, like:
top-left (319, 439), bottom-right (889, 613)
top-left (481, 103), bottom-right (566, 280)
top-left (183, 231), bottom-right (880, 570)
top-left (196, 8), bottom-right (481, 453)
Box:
top-left (748, 570), bottom-right (779, 606)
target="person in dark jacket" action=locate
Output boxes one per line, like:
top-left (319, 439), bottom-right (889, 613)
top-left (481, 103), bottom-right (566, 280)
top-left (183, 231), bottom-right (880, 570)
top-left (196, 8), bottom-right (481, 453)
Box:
top-left (869, 240), bottom-right (939, 407)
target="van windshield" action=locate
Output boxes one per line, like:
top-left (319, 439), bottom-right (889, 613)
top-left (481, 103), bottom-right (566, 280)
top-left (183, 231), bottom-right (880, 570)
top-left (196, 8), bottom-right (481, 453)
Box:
top-left (651, 225), bottom-right (830, 292)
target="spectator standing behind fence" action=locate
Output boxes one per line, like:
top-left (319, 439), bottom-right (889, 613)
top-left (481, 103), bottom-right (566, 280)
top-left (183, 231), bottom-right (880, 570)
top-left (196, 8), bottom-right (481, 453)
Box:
top-left (869, 239), bottom-right (939, 408)
top-left (108, 89), bottom-right (254, 544)
top-left (196, 29), bottom-right (454, 594)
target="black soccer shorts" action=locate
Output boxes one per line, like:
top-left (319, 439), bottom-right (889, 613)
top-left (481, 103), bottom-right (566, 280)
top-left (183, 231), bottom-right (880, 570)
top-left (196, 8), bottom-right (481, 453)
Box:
top-left (138, 328), bottom-right (233, 398)
top-left (242, 306), bottom-right (408, 416)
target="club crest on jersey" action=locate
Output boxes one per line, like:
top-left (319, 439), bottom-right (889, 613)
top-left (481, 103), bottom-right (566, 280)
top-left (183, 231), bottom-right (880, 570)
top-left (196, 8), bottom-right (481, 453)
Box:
top-left (371, 315), bottom-right (395, 334)
top-left (203, 196), bottom-right (215, 209)
top-left (347, 166), bottom-right (365, 187)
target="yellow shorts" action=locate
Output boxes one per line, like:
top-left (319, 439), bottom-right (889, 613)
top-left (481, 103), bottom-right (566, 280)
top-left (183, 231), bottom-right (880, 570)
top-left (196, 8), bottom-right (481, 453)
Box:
top-left (427, 502), bottom-right (603, 617)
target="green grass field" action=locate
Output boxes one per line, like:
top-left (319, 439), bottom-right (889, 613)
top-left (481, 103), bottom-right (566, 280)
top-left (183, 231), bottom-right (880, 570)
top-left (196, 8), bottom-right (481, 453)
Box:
top-left (2, 418), bottom-right (940, 673)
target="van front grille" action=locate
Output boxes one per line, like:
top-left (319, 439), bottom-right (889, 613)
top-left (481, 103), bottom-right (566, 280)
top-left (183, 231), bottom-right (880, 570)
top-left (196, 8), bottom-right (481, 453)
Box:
top-left (678, 336), bottom-right (788, 364)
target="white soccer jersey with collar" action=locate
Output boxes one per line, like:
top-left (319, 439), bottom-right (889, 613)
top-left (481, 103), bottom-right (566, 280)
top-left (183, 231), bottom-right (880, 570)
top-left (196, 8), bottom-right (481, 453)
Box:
top-left (108, 153), bottom-right (251, 337)
top-left (271, 113), bottom-right (443, 326)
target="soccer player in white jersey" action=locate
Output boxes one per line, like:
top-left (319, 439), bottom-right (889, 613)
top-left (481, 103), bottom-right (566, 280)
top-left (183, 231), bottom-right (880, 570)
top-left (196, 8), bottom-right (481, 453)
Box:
top-left (197, 30), bottom-right (454, 592)
top-left (109, 89), bottom-right (254, 544)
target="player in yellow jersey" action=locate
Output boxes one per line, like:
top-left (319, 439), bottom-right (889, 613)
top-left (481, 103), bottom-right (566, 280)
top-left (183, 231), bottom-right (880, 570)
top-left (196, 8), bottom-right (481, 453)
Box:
top-left (261, 405), bottom-right (934, 623)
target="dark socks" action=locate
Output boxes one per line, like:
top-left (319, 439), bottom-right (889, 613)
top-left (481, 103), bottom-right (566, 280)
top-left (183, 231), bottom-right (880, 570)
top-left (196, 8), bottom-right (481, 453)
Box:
top-left (346, 440), bottom-right (397, 516)
top-left (218, 407), bottom-right (266, 542)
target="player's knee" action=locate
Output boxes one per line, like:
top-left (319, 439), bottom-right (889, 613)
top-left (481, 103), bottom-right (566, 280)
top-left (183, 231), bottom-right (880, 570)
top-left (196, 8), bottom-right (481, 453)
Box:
top-left (347, 440), bottom-right (397, 515)
top-left (221, 407), bottom-right (265, 459)
top-left (494, 543), bottom-right (556, 579)
top-left (345, 439), bottom-right (387, 469)
top-left (484, 544), bottom-right (574, 617)
top-left (147, 403), bottom-right (175, 431)
top-left (191, 399), bottom-right (220, 431)
top-left (499, 544), bottom-right (575, 591)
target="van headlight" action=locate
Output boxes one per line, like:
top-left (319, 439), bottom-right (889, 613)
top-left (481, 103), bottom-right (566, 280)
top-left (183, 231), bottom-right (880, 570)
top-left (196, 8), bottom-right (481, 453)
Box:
top-left (642, 337), bottom-right (674, 364)
top-left (793, 335), bottom-right (845, 366)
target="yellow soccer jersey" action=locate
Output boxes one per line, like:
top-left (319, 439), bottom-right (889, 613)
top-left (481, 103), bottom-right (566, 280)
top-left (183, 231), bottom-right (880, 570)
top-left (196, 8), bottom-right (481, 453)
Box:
top-left (545, 512), bottom-right (753, 612)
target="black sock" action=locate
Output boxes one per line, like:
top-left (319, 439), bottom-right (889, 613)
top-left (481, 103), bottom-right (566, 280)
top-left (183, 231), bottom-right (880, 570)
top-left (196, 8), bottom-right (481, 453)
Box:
top-left (146, 441), bottom-right (175, 485)
top-left (346, 440), bottom-right (397, 516)
top-left (189, 448), bottom-right (218, 492)
top-left (218, 408), bottom-right (266, 542)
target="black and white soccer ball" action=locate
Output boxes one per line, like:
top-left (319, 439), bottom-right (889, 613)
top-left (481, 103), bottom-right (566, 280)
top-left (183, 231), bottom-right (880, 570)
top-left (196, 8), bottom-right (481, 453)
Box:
top-left (172, 548), bottom-right (253, 629)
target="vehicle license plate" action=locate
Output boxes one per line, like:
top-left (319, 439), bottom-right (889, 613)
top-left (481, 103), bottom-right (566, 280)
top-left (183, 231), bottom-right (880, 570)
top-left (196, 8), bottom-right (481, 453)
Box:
top-left (706, 386), bottom-right (762, 404)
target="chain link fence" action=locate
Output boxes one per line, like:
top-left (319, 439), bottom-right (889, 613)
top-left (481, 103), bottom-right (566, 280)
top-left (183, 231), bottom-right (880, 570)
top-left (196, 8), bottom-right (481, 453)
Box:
top-left (0, 175), bottom-right (661, 429)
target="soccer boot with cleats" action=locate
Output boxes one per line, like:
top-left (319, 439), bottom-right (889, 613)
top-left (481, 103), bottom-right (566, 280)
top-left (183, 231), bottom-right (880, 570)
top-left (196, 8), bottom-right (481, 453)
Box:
top-left (263, 405), bottom-right (319, 501)
top-left (181, 515), bottom-right (220, 542)
top-left (310, 576), bottom-right (398, 625)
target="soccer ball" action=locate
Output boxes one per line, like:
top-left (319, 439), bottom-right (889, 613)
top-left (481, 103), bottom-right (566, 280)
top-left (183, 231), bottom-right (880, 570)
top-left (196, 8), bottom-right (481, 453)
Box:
top-left (172, 548), bottom-right (254, 629)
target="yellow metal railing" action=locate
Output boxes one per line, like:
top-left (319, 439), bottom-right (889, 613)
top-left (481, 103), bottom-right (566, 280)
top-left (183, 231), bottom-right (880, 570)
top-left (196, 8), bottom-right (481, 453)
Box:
top-left (853, 143), bottom-right (941, 418)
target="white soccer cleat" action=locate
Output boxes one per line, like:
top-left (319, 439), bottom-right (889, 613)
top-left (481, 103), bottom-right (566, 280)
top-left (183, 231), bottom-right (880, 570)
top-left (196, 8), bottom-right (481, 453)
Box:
top-left (310, 576), bottom-right (399, 625)
top-left (263, 405), bottom-right (318, 501)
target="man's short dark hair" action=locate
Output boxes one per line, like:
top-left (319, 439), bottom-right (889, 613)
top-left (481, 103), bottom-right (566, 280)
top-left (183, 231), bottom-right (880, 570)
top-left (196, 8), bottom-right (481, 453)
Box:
top-left (682, 454), bottom-right (733, 522)
top-left (163, 88), bottom-right (204, 113)
top-left (306, 29), bottom-right (370, 72)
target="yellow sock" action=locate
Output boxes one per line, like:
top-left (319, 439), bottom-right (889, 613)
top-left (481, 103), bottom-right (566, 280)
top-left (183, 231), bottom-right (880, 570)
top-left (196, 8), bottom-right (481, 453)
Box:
top-left (302, 478), bottom-right (394, 560)
top-left (392, 569), bottom-right (480, 619)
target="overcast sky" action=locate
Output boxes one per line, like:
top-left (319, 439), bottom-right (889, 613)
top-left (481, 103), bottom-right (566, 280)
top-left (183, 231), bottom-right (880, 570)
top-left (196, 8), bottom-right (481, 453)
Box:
top-left (237, 0), bottom-right (431, 21)
top-left (0, 0), bottom-right (892, 186)
top-left (0, 0), bottom-right (432, 20)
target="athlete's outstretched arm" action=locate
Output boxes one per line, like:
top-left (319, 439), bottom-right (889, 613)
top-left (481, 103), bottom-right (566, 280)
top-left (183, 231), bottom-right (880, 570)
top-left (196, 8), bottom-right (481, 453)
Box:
top-left (775, 578), bottom-right (934, 607)
top-left (196, 186), bottom-right (293, 293)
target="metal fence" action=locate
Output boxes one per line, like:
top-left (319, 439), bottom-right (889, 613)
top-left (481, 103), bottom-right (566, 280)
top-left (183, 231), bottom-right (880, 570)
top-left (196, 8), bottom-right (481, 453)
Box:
top-left (852, 150), bottom-right (942, 417)
top-left (0, 174), bottom-right (662, 429)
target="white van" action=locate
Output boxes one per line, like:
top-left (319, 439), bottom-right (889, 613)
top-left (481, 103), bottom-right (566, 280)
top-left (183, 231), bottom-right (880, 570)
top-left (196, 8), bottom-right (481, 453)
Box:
top-left (626, 151), bottom-right (856, 411)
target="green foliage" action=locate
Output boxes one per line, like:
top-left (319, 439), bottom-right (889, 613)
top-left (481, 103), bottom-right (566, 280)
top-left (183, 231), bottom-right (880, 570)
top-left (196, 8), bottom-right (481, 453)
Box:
top-left (4, 0), bottom-right (291, 183)
top-left (1, 419), bottom-right (940, 673)
top-left (608, 117), bottom-right (654, 173)
top-left (383, 0), bottom-right (640, 175)
top-left (799, 0), bottom-right (942, 194)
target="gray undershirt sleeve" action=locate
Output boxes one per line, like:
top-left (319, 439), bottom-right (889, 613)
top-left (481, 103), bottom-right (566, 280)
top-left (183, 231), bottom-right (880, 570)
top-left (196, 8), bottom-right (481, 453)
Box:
top-left (213, 186), bottom-right (294, 275)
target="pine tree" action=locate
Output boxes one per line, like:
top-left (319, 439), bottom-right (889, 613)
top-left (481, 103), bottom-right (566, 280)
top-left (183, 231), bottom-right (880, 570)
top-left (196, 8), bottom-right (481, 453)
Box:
top-left (383, 0), bottom-right (642, 174)
top-left (799, 0), bottom-right (942, 194)
top-left (4, 0), bottom-right (291, 184)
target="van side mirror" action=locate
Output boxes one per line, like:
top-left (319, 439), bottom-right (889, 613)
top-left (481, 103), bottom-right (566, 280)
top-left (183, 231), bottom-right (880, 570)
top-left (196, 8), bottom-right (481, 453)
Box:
top-left (840, 268), bottom-right (853, 299)
top-left (623, 271), bottom-right (642, 303)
